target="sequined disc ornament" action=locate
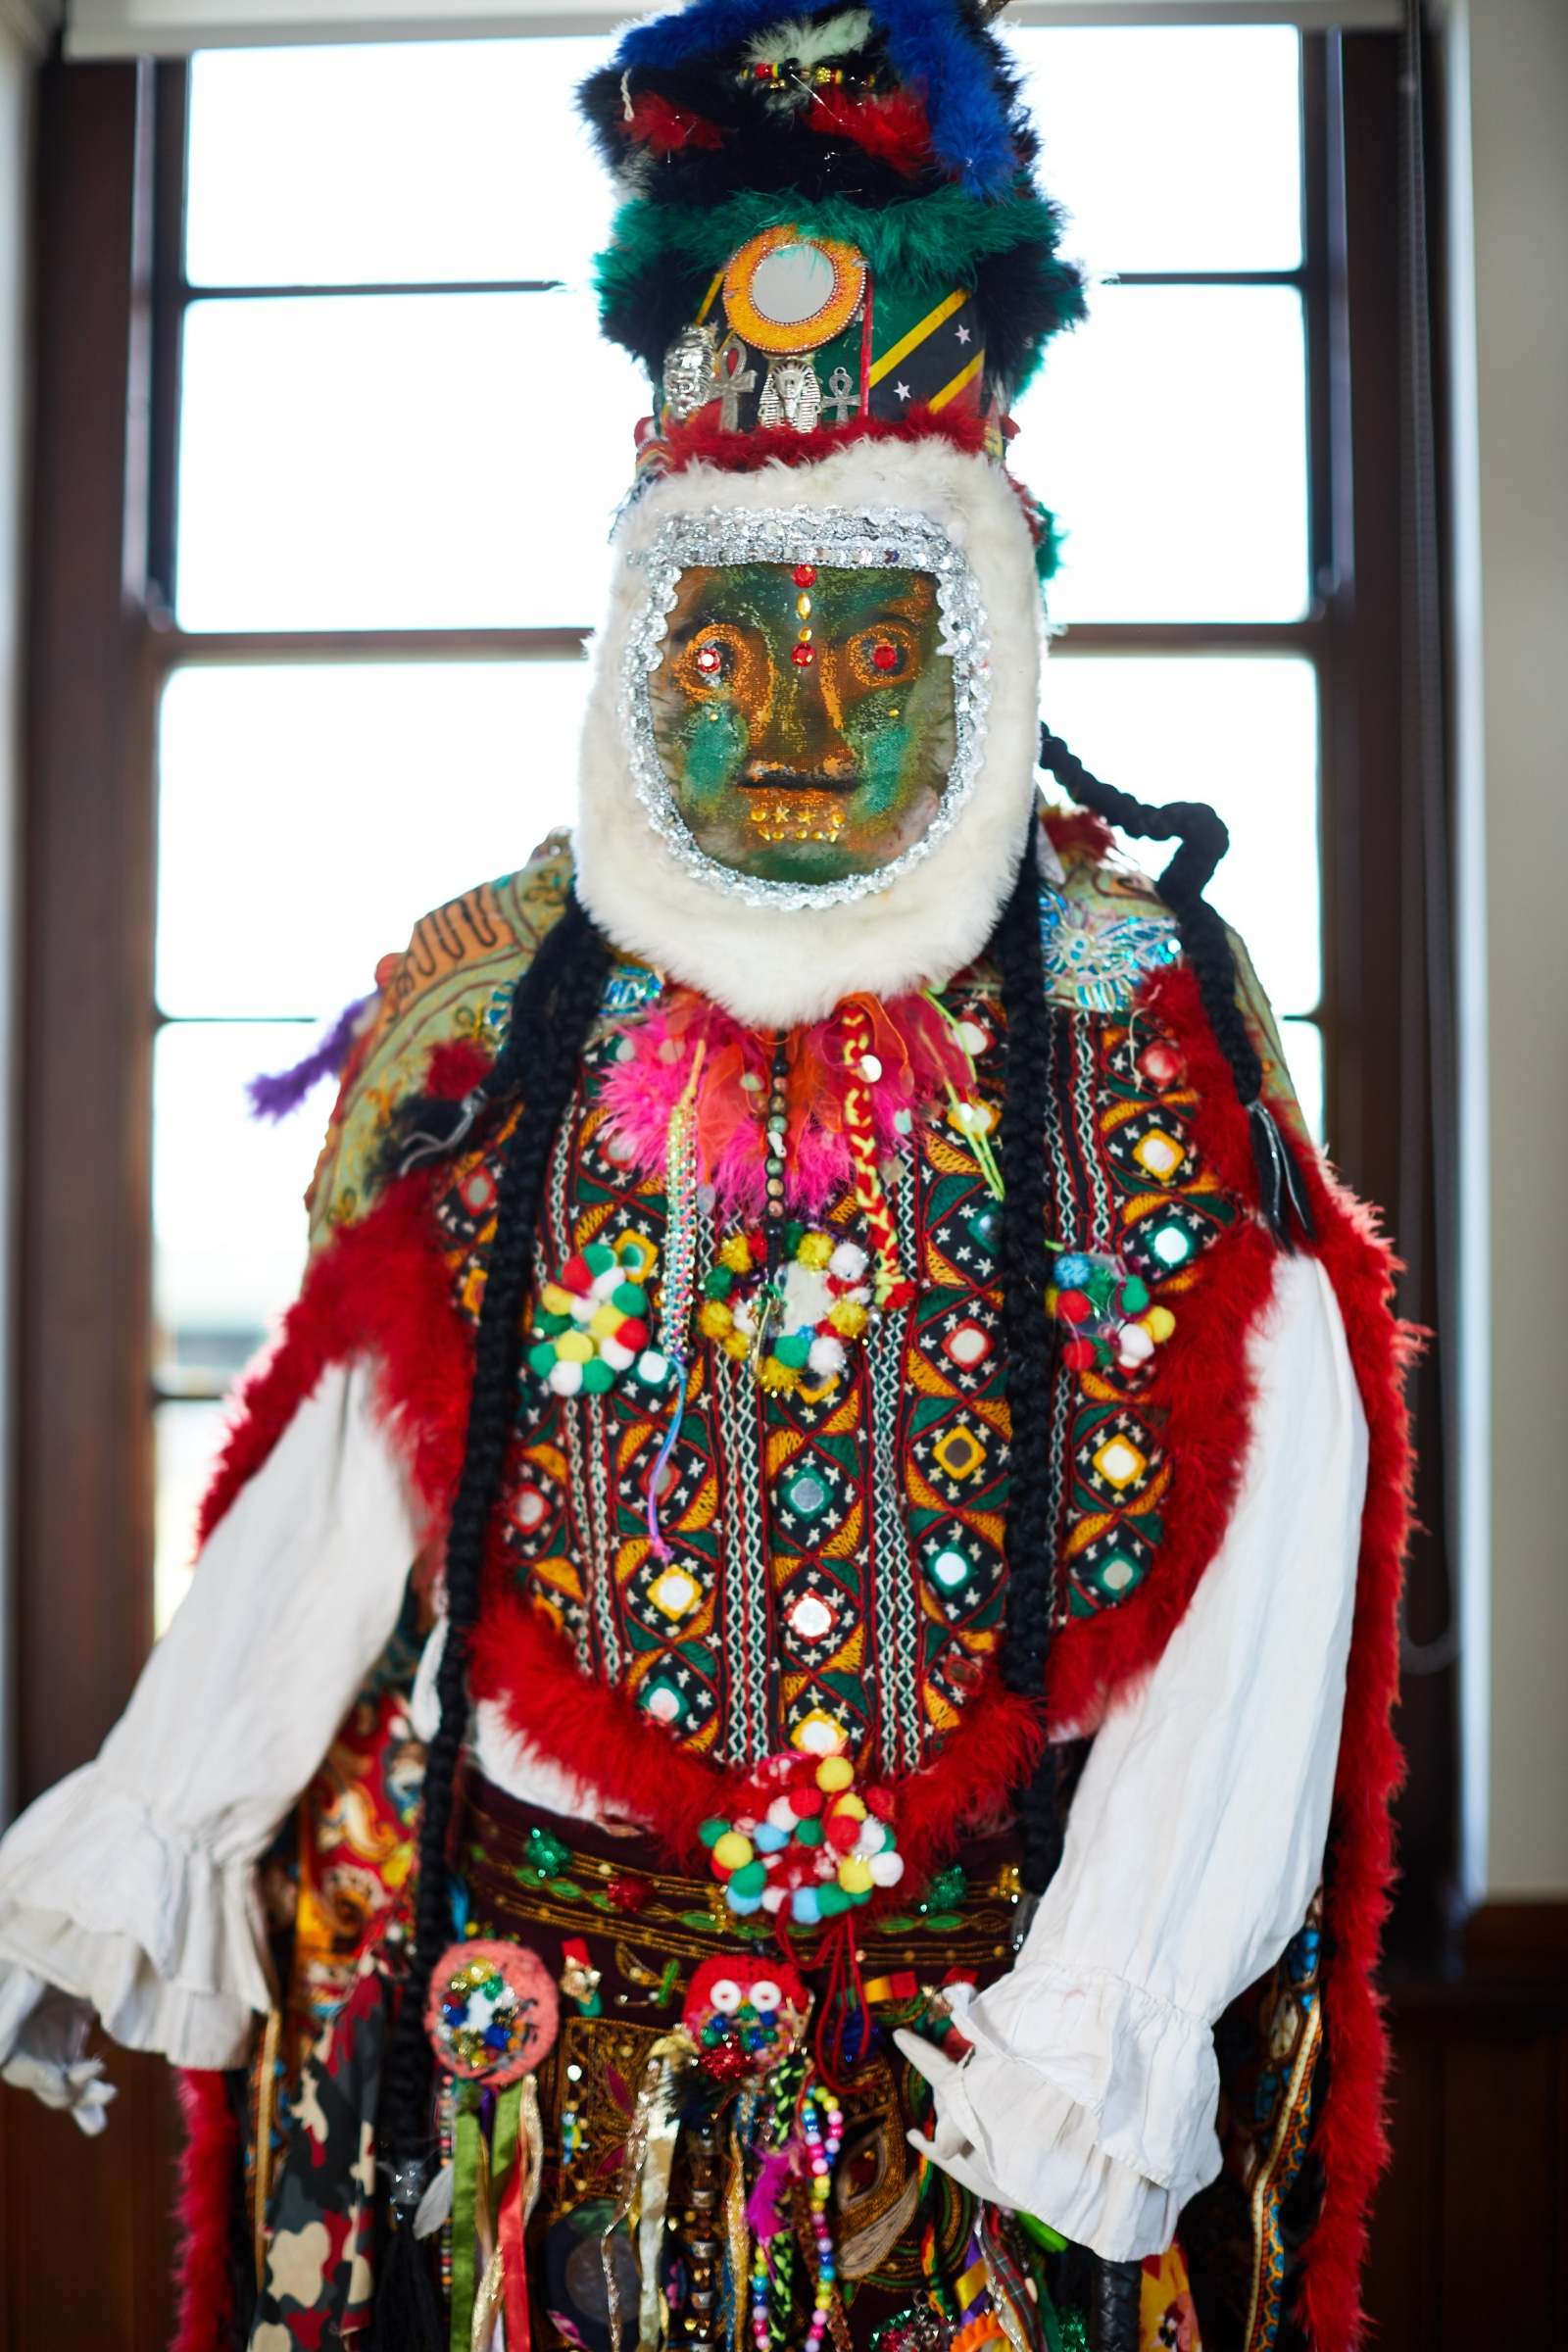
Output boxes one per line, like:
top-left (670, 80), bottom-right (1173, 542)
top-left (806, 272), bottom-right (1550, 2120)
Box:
top-left (425, 1938), bottom-right (561, 2085)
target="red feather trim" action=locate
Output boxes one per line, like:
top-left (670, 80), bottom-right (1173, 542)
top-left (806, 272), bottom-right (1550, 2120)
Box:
top-left (1122, 964), bottom-right (1410, 2352)
top-left (196, 1172), bottom-right (473, 1550)
top-left (170, 2067), bottom-right (240, 2352)
top-left (659, 406), bottom-right (990, 478)
top-left (622, 90), bottom-right (724, 152)
top-left (807, 85), bottom-right (934, 173)
top-left (1040, 806), bottom-right (1116, 862)
top-left (470, 1586), bottom-right (1045, 1892)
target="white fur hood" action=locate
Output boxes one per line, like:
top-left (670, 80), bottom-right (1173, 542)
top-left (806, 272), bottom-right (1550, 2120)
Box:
top-left (572, 434), bottom-right (1045, 1028)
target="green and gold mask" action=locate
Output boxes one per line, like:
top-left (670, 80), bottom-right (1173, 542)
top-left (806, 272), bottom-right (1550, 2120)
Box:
top-left (650, 562), bottom-right (955, 887)
top-left (624, 509), bottom-right (990, 909)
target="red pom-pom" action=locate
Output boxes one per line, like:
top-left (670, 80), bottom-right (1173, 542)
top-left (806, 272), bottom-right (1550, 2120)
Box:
top-left (1057, 1290), bottom-right (1091, 1324)
top-left (825, 1813), bottom-right (859, 1853)
top-left (561, 1254), bottom-right (593, 1294)
top-left (1063, 1339), bottom-right (1096, 1371)
top-left (617, 1317), bottom-right (650, 1351)
top-left (866, 1788), bottom-right (894, 1820)
top-left (789, 1787), bottom-right (823, 1817)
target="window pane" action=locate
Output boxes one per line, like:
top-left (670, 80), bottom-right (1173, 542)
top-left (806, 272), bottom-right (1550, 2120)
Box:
top-left (1280, 1017), bottom-right (1324, 1147)
top-left (158, 662), bottom-right (588, 1020)
top-left (1012, 285), bottom-right (1308, 623)
top-left (186, 39), bottom-right (616, 290)
top-left (1040, 655), bottom-right (1320, 1027)
top-left (1004, 26), bottom-right (1302, 276)
top-left (176, 291), bottom-right (648, 631)
top-left (155, 1017), bottom-right (322, 1348)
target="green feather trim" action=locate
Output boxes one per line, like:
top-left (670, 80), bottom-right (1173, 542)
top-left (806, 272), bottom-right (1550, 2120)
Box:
top-left (594, 181), bottom-right (1069, 315)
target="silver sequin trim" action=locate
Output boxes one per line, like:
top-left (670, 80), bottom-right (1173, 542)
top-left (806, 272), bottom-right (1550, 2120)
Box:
top-left (619, 504), bottom-right (992, 910)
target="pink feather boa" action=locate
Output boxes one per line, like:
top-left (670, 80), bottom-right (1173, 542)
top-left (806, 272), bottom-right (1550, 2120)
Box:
top-left (597, 987), bottom-right (983, 1219)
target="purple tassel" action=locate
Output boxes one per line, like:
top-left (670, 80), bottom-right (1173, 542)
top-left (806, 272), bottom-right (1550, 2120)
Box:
top-left (247, 993), bottom-right (373, 1122)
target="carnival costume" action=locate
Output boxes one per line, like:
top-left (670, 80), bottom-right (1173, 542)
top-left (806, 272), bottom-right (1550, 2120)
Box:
top-left (0, 8), bottom-right (1410, 2351)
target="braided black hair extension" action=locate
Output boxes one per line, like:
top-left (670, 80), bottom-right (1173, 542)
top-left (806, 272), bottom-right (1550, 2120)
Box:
top-left (991, 822), bottom-right (1066, 1905)
top-left (372, 893), bottom-right (611, 2352)
top-left (1038, 725), bottom-right (1315, 1249)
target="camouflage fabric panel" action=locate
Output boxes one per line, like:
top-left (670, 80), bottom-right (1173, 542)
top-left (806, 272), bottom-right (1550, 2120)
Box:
top-left (306, 832), bottom-right (575, 1247)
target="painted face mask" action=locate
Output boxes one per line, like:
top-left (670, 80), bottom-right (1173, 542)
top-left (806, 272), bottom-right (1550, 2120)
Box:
top-left (623, 506), bottom-right (991, 910)
top-left (650, 562), bottom-right (956, 888)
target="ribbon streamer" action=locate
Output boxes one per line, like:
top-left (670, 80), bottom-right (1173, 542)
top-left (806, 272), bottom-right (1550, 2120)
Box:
top-left (450, 2089), bottom-right (484, 2352)
top-left (603, 2034), bottom-right (692, 2352)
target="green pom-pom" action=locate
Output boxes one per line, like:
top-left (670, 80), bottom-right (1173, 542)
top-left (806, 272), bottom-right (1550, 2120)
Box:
top-left (536, 1311), bottom-right (570, 1339)
top-left (795, 1817), bottom-right (824, 1847)
top-left (699, 1818), bottom-right (729, 1848)
top-left (730, 1860), bottom-right (767, 1897)
top-left (580, 1357), bottom-right (614, 1394)
top-left (612, 1283), bottom-right (648, 1316)
top-left (527, 1343), bottom-right (559, 1378)
top-left (817, 1882), bottom-right (851, 1918)
top-left (583, 1243), bottom-right (615, 1275)
top-left (783, 1222), bottom-right (807, 1256)
top-left (704, 1267), bottom-right (733, 1301)
top-left (773, 1334), bottom-right (810, 1371)
top-left (1119, 1277), bottom-right (1150, 1313)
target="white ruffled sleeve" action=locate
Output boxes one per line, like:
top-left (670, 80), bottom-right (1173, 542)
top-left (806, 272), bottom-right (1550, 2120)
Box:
top-left (899, 1251), bottom-right (1368, 2260)
top-left (0, 1361), bottom-right (417, 2073)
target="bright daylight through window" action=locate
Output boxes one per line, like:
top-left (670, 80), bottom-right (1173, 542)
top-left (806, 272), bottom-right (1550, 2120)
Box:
top-left (153, 25), bottom-right (1323, 1628)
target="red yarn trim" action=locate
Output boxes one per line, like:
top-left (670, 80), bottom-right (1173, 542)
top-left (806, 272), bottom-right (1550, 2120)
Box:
top-left (170, 2068), bottom-right (240, 2352)
top-left (1040, 806), bottom-right (1116, 862)
top-left (658, 407), bottom-right (990, 477)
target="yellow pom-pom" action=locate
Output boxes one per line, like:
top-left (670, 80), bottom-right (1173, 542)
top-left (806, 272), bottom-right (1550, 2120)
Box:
top-left (1145, 1305), bottom-right (1176, 1343)
top-left (589, 1302), bottom-right (622, 1339)
top-left (719, 1234), bottom-right (754, 1274)
top-left (827, 1298), bottom-right (867, 1339)
top-left (831, 1792), bottom-right (866, 1821)
top-left (796, 1232), bottom-right (834, 1271)
top-left (757, 1356), bottom-right (798, 1393)
top-left (837, 1857), bottom-right (873, 1895)
top-left (541, 1283), bottom-right (576, 1317)
top-left (556, 1331), bottom-right (595, 1363)
top-left (1045, 1287), bottom-right (1059, 1315)
top-left (816, 1755), bottom-right (855, 1793)
top-left (723, 1332), bottom-right (752, 1361)
top-left (699, 1299), bottom-right (734, 1340)
top-left (712, 1832), bottom-right (754, 1874)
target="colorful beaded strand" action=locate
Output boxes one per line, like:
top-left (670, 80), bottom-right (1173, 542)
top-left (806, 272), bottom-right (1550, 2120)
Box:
top-left (646, 1041), bottom-right (705, 1563)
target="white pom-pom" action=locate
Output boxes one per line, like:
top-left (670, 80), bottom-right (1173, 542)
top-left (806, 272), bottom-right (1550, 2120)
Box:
top-left (766, 1795), bottom-right (797, 1831)
top-left (1117, 1323), bottom-right (1155, 1368)
top-left (600, 1339), bottom-right (635, 1372)
top-left (855, 1819), bottom-right (888, 1858)
top-left (808, 1334), bottom-right (847, 1377)
top-left (868, 1850), bottom-right (906, 1887)
top-left (829, 1241), bottom-right (868, 1281)
top-left (547, 1360), bottom-right (584, 1396)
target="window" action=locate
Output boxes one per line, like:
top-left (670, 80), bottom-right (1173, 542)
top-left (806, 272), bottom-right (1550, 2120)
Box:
top-left (150, 26), bottom-right (1336, 1626)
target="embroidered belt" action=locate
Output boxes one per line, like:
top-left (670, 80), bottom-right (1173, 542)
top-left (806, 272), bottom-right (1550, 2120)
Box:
top-left (459, 1769), bottom-right (1025, 1995)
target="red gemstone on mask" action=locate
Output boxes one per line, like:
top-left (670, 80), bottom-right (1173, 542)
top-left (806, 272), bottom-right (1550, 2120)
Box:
top-left (871, 642), bottom-right (898, 670)
top-left (791, 644), bottom-right (814, 666)
top-left (696, 642), bottom-right (723, 671)
top-left (793, 565), bottom-right (816, 587)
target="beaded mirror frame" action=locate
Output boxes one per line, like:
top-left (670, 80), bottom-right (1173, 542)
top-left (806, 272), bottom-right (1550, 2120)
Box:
top-left (619, 504), bottom-right (992, 910)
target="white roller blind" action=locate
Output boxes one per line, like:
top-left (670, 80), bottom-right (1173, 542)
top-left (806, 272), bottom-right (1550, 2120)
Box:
top-left (65, 0), bottom-right (1399, 60)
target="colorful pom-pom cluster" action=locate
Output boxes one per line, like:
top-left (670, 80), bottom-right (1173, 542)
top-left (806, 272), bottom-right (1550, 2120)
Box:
top-left (425, 1937), bottom-right (559, 2085)
top-left (682, 1952), bottom-right (808, 2083)
top-left (698, 1228), bottom-right (872, 1396)
top-left (701, 1749), bottom-right (904, 1924)
top-left (528, 1231), bottom-right (673, 1397)
top-left (1048, 1250), bottom-right (1176, 1375)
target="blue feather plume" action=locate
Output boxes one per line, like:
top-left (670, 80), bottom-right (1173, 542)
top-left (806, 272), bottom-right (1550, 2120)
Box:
top-left (613, 0), bottom-right (1022, 198)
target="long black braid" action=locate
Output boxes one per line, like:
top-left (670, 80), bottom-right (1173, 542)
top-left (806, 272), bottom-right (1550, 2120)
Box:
top-left (1038, 725), bottom-right (1315, 1249)
top-left (991, 822), bottom-right (1066, 1902)
top-left (372, 892), bottom-right (611, 2352)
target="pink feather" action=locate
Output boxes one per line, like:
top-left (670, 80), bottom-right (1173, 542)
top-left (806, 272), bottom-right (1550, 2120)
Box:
top-left (746, 2145), bottom-right (801, 2241)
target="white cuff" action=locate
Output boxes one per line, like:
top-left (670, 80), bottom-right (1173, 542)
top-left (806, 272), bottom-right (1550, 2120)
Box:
top-left (896, 2021), bottom-right (1210, 2263)
top-left (956, 1963), bottom-right (1219, 2191)
top-left (0, 1766), bottom-right (268, 2070)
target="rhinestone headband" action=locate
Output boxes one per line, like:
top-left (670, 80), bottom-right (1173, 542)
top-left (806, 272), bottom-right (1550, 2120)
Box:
top-left (619, 505), bottom-right (991, 909)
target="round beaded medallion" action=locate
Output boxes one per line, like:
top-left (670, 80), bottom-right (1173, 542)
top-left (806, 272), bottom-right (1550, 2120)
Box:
top-left (425, 1938), bottom-right (560, 2085)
